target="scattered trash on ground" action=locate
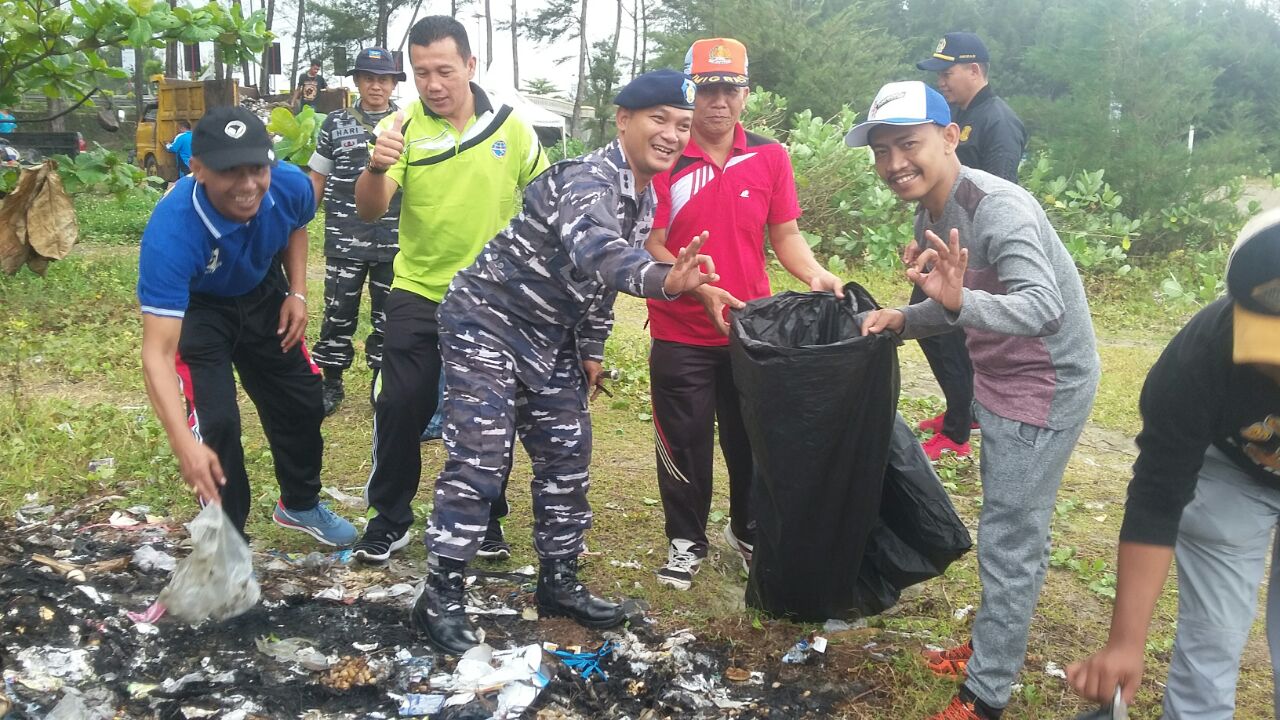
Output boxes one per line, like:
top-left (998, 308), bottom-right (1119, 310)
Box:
top-left (1, 499), bottom-right (888, 718)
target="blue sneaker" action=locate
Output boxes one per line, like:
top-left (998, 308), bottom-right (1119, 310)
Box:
top-left (273, 500), bottom-right (358, 547)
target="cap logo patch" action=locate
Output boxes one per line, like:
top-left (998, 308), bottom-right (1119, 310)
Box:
top-left (224, 120), bottom-right (247, 139)
top-left (682, 79), bottom-right (696, 105)
top-left (367, 49), bottom-right (383, 58)
top-left (491, 140), bottom-right (507, 158)
top-left (1253, 277), bottom-right (1280, 313)
top-left (935, 38), bottom-right (947, 53)
top-left (708, 44), bottom-right (733, 64)
top-left (870, 91), bottom-right (906, 116)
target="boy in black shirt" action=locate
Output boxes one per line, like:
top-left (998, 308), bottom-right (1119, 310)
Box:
top-left (1068, 209), bottom-right (1280, 719)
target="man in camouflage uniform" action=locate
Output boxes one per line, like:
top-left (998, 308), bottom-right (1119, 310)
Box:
top-left (308, 47), bottom-right (404, 414)
top-left (413, 69), bottom-right (719, 654)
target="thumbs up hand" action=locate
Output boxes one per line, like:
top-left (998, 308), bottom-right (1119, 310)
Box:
top-left (368, 111), bottom-right (406, 173)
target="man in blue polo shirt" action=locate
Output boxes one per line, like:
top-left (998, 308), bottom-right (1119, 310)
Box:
top-left (166, 119), bottom-right (193, 178)
top-left (137, 107), bottom-right (357, 544)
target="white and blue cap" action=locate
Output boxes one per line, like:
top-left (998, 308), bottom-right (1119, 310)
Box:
top-left (843, 81), bottom-right (952, 148)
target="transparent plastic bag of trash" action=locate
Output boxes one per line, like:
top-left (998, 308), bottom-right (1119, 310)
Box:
top-left (158, 503), bottom-right (260, 623)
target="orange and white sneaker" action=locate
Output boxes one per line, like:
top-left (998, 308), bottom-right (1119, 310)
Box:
top-left (923, 640), bottom-right (973, 678)
top-left (927, 690), bottom-right (1001, 720)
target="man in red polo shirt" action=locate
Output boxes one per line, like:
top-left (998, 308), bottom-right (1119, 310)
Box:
top-left (646, 37), bottom-right (844, 590)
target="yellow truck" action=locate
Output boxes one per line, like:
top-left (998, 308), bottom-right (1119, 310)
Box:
top-left (135, 77), bottom-right (249, 182)
top-left (136, 76), bottom-right (349, 181)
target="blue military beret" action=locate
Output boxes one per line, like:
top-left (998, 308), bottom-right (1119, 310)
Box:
top-left (613, 69), bottom-right (696, 110)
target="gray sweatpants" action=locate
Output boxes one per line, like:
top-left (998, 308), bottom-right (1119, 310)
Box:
top-left (1163, 445), bottom-right (1280, 720)
top-left (964, 402), bottom-right (1088, 709)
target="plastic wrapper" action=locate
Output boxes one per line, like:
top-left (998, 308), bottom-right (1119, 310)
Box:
top-left (158, 503), bottom-right (260, 623)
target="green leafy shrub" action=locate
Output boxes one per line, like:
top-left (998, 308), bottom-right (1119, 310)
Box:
top-left (52, 146), bottom-right (164, 200)
top-left (744, 89), bottom-right (913, 271)
top-left (267, 106), bottom-right (321, 167)
top-left (1021, 156), bottom-right (1139, 274)
top-left (547, 136), bottom-right (587, 164)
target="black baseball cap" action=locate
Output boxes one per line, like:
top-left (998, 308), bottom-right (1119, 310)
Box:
top-left (347, 47), bottom-right (406, 82)
top-left (917, 32), bottom-right (990, 71)
top-left (192, 106), bottom-right (275, 171)
top-left (614, 69), bottom-right (696, 110)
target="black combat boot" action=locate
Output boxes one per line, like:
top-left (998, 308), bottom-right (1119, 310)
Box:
top-left (535, 556), bottom-right (624, 629)
top-left (321, 370), bottom-right (345, 416)
top-left (411, 555), bottom-right (479, 655)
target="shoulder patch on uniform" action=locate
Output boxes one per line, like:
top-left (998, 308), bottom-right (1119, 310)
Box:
top-left (954, 177), bottom-right (988, 221)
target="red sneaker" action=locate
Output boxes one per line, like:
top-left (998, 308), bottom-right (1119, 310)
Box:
top-left (922, 433), bottom-right (971, 461)
top-left (919, 413), bottom-right (980, 435)
top-left (927, 695), bottom-right (984, 720)
top-left (917, 413), bottom-right (946, 434)
top-left (923, 641), bottom-right (973, 678)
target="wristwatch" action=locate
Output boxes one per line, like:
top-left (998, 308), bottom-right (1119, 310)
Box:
top-left (366, 162), bottom-right (387, 175)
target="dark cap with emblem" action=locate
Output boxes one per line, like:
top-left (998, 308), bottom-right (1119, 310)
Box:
top-left (347, 46), bottom-right (406, 82)
top-left (613, 69), bottom-right (696, 110)
top-left (916, 32), bottom-right (990, 71)
top-left (192, 106), bottom-right (275, 171)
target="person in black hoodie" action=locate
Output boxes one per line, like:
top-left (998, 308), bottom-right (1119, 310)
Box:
top-left (1068, 208), bottom-right (1280, 719)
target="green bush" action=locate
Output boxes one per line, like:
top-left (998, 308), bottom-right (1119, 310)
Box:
top-left (1021, 156), bottom-right (1139, 274)
top-left (267, 105), bottom-right (321, 168)
top-left (547, 136), bottom-right (587, 164)
top-left (744, 89), bottom-right (913, 271)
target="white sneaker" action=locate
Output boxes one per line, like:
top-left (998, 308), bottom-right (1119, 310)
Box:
top-left (723, 522), bottom-right (753, 574)
top-left (656, 539), bottom-right (702, 591)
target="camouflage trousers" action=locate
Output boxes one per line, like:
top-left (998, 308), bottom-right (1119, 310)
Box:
top-left (310, 257), bottom-right (393, 371)
top-left (426, 315), bottom-right (593, 563)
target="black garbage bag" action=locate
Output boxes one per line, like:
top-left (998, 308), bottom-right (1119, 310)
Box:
top-left (853, 415), bottom-right (973, 615)
top-left (730, 282), bottom-right (900, 621)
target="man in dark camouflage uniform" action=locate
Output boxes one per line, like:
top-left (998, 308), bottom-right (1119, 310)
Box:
top-left (308, 47), bottom-right (404, 414)
top-left (413, 69), bottom-right (720, 654)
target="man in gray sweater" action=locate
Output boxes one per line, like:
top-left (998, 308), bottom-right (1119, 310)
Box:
top-left (848, 81), bottom-right (1100, 720)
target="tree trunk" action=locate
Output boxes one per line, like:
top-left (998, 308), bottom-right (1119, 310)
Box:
top-left (595, 0), bottom-right (622, 140)
top-left (48, 98), bottom-right (65, 132)
top-left (629, 0), bottom-right (637, 80)
top-left (510, 0), bottom-right (519, 87)
top-left (569, 0), bottom-right (588, 139)
top-left (237, 0), bottom-right (252, 84)
top-left (290, 0), bottom-right (305, 91)
top-left (640, 0), bottom-right (647, 73)
top-left (377, 0), bottom-right (389, 47)
top-left (398, 0), bottom-right (426, 52)
top-left (260, 0), bottom-right (276, 92)
top-left (131, 48), bottom-right (146, 132)
top-left (450, 0), bottom-right (457, 16)
top-left (166, 0), bottom-right (179, 76)
top-left (484, 0), bottom-right (493, 70)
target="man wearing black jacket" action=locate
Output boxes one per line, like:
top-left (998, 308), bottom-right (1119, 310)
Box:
top-left (908, 31), bottom-right (1029, 461)
top-left (1068, 209), bottom-right (1280, 719)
